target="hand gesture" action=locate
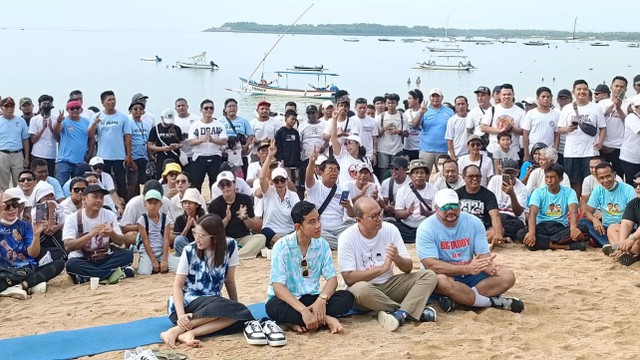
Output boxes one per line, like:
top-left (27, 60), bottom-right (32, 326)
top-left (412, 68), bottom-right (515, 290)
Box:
top-left (467, 254), bottom-right (495, 275)
top-left (224, 204), bottom-right (232, 222)
top-left (237, 204), bottom-right (248, 220)
top-left (33, 221), bottom-right (48, 235)
top-left (57, 110), bottom-right (64, 123)
top-left (177, 313), bottom-right (193, 331)
top-left (186, 216), bottom-right (196, 229)
top-left (301, 308), bottom-right (318, 330)
top-left (268, 139), bottom-right (277, 157)
top-left (407, 202), bottom-right (417, 215)
top-left (420, 100), bottom-right (428, 113)
top-left (385, 244), bottom-right (400, 265)
top-left (501, 180), bottom-right (514, 195)
top-left (309, 298), bottom-right (327, 326)
top-left (358, 183), bottom-right (370, 197)
top-left (371, 188), bottom-right (379, 200)
top-left (309, 146), bottom-right (319, 164)
top-left (93, 115), bottom-right (101, 125)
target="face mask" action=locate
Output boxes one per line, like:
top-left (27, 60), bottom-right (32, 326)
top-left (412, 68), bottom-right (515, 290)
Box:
top-left (41, 105), bottom-right (54, 116)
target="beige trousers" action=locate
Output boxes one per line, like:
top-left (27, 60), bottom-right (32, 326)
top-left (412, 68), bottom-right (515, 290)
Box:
top-left (348, 269), bottom-right (438, 320)
top-left (236, 234), bottom-right (266, 259)
top-left (0, 152), bottom-right (23, 190)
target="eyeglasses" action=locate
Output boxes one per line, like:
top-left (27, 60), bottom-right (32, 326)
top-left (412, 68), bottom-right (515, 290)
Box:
top-left (18, 177), bottom-right (35, 182)
top-left (202, 106), bottom-right (214, 111)
top-left (225, 104), bottom-right (237, 108)
top-left (634, 182), bottom-right (640, 188)
top-left (218, 181), bottom-right (233, 188)
top-left (469, 142), bottom-right (482, 148)
top-left (131, 107), bottom-right (144, 111)
top-left (166, 172), bottom-right (179, 177)
top-left (391, 167), bottom-right (403, 171)
top-left (68, 107), bottom-right (81, 111)
top-left (440, 203), bottom-right (460, 212)
top-left (3, 200), bottom-right (20, 211)
top-left (92, 165), bottom-right (104, 170)
top-left (466, 174), bottom-right (481, 180)
top-left (72, 187), bottom-right (87, 194)
top-left (301, 257), bottom-right (309, 277)
top-left (272, 177), bottom-right (287, 184)
top-left (176, 179), bottom-right (188, 184)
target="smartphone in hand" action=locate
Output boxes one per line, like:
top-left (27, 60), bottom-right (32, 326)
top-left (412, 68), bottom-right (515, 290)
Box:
top-left (339, 190), bottom-right (350, 202)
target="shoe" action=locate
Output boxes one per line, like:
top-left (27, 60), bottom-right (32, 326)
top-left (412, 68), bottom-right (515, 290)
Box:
top-left (419, 306), bottom-right (437, 322)
top-left (135, 346), bottom-right (159, 360)
top-left (490, 296), bottom-right (524, 313)
top-left (123, 266), bottom-right (135, 278)
top-left (107, 267), bottom-right (126, 284)
top-left (618, 253), bottom-right (639, 266)
top-left (28, 282), bottom-right (47, 295)
top-left (377, 310), bottom-right (407, 332)
top-left (243, 320), bottom-right (268, 345)
top-left (0, 285), bottom-right (28, 300)
top-left (602, 244), bottom-right (613, 256)
top-left (569, 241), bottom-right (587, 251)
top-left (439, 296), bottom-right (457, 313)
top-left (260, 319), bottom-right (287, 346)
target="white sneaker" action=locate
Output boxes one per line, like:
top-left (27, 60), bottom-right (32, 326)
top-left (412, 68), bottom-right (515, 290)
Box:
top-left (135, 347), bottom-right (159, 360)
top-left (0, 285), bottom-right (28, 300)
top-left (28, 282), bottom-right (47, 295)
top-left (261, 319), bottom-right (287, 347)
top-left (243, 320), bottom-right (268, 345)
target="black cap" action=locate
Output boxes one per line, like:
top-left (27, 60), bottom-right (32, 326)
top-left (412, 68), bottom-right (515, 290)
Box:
top-left (501, 158), bottom-right (519, 170)
top-left (492, 85), bottom-right (502, 93)
top-left (634, 74), bottom-right (640, 84)
top-left (391, 156), bottom-right (409, 169)
top-left (474, 86), bottom-right (491, 95)
top-left (594, 84), bottom-right (610, 94)
top-left (306, 104), bottom-right (318, 113)
top-left (83, 185), bottom-right (110, 196)
top-left (220, 161), bottom-right (237, 172)
top-left (557, 89), bottom-right (572, 98)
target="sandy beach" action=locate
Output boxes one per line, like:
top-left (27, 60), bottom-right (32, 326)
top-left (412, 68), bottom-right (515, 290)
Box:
top-left (3, 243), bottom-right (640, 360)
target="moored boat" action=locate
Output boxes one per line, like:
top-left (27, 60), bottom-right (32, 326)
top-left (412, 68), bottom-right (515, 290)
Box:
top-left (590, 42), bottom-right (609, 47)
top-left (236, 70), bottom-right (339, 99)
top-left (175, 52), bottom-right (219, 70)
top-left (523, 40), bottom-right (550, 46)
top-left (343, 37), bottom-right (360, 42)
top-left (414, 60), bottom-right (475, 71)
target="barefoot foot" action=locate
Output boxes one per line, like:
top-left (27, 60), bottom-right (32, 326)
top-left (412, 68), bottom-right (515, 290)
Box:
top-left (160, 326), bottom-right (184, 347)
top-left (325, 316), bottom-right (343, 334)
top-left (289, 324), bottom-right (308, 333)
top-left (177, 331), bottom-right (202, 347)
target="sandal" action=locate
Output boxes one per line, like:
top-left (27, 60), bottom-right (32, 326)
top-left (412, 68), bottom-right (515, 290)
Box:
top-left (618, 253), bottom-right (639, 266)
top-left (152, 349), bottom-right (188, 360)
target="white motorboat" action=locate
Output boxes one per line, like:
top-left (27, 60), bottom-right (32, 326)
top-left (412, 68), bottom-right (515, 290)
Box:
top-left (343, 37), bottom-right (360, 42)
top-left (176, 52), bottom-right (219, 70)
top-left (140, 55), bottom-right (162, 62)
top-left (590, 42), bottom-right (609, 47)
top-left (426, 45), bottom-right (463, 52)
top-left (628, 43), bottom-right (640, 48)
top-left (235, 70), bottom-right (339, 99)
top-left (414, 60), bottom-right (475, 71)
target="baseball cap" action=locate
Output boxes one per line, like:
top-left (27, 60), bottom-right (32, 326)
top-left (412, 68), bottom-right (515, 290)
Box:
top-left (501, 158), bottom-right (519, 171)
top-left (181, 188), bottom-right (205, 207)
top-left (473, 86), bottom-right (490, 95)
top-left (4, 187), bottom-right (27, 205)
top-left (407, 159), bottom-right (429, 173)
top-left (467, 134), bottom-right (483, 144)
top-left (161, 109), bottom-right (174, 124)
top-left (19, 97), bottom-right (33, 107)
top-left (258, 140), bottom-right (270, 150)
top-left (306, 104), bottom-right (318, 113)
top-left (89, 157), bottom-right (104, 166)
top-left (219, 161), bottom-right (237, 173)
top-left (322, 100), bottom-right (334, 109)
top-left (521, 97), bottom-right (537, 105)
top-left (594, 84), bottom-right (611, 94)
top-left (429, 88), bottom-right (443, 97)
top-left (346, 134), bottom-right (361, 144)
top-left (162, 163), bottom-right (182, 177)
top-left (391, 156), bottom-right (410, 169)
top-left (493, 85), bottom-right (502, 93)
top-left (257, 100), bottom-right (271, 108)
top-left (634, 74), bottom-right (640, 85)
top-left (434, 189), bottom-right (459, 208)
top-left (144, 189), bottom-right (163, 202)
top-left (131, 93), bottom-right (148, 103)
top-left (83, 184), bottom-right (110, 196)
top-left (2, 191), bottom-right (21, 204)
top-left (216, 171), bottom-right (235, 183)
top-left (315, 155), bottom-right (328, 166)
top-left (557, 89), bottom-right (572, 98)
top-left (271, 167), bottom-right (288, 180)
top-left (354, 162), bottom-right (373, 173)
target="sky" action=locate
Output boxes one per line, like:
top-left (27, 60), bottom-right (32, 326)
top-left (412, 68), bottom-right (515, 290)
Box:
top-left (2, 0), bottom-right (639, 33)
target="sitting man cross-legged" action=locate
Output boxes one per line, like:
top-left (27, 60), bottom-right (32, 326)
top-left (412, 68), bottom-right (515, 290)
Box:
top-left (614, 172), bottom-right (640, 266)
top-left (393, 159), bottom-right (437, 243)
top-left (63, 185), bottom-right (135, 284)
top-left (338, 197), bottom-right (438, 332)
top-left (417, 189), bottom-right (523, 313)
top-left (266, 201), bottom-right (355, 334)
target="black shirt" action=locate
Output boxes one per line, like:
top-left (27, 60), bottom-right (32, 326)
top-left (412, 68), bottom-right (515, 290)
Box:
top-left (456, 186), bottom-right (498, 229)
top-left (173, 214), bottom-right (194, 242)
top-left (622, 198), bottom-right (640, 224)
top-left (148, 123), bottom-right (183, 166)
top-left (274, 126), bottom-right (302, 168)
top-left (208, 194), bottom-right (254, 239)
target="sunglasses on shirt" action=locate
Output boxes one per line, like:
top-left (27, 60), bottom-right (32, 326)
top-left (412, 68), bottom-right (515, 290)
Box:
top-left (301, 257), bottom-right (309, 277)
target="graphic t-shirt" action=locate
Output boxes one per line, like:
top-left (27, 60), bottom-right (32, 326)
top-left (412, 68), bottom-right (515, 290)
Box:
top-left (587, 182), bottom-right (636, 227)
top-left (174, 113), bottom-right (200, 158)
top-left (148, 123), bottom-right (183, 165)
top-left (557, 102), bottom-right (606, 158)
top-left (93, 111), bottom-right (132, 160)
top-left (188, 119), bottom-right (227, 160)
top-left (62, 209), bottom-right (122, 259)
top-left (208, 194), bottom-right (254, 239)
top-left (376, 111), bottom-right (406, 156)
top-left (0, 220), bottom-right (36, 268)
top-left (129, 119), bottom-right (151, 160)
top-left (480, 104), bottom-right (525, 154)
top-left (58, 116), bottom-right (90, 164)
top-left (262, 187), bottom-right (300, 235)
top-left (299, 120), bottom-right (326, 161)
top-left (456, 186), bottom-right (499, 229)
top-left (529, 186), bottom-right (578, 226)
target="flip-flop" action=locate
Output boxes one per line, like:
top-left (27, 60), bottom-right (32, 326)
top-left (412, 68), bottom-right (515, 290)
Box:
top-left (152, 349), bottom-right (188, 360)
top-left (618, 253), bottom-right (639, 266)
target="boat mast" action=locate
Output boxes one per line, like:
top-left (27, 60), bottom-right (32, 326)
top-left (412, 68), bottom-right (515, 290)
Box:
top-left (572, 17), bottom-right (577, 39)
top-left (245, 3), bottom-right (314, 82)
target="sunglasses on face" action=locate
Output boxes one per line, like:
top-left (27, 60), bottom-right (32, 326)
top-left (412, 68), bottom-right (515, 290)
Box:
top-left (72, 187), bottom-right (87, 194)
top-left (2, 104), bottom-right (15, 108)
top-left (272, 177), bottom-right (286, 184)
top-left (466, 174), bottom-right (481, 180)
top-left (166, 172), bottom-right (179, 177)
top-left (440, 203), bottom-right (460, 212)
top-left (202, 106), bottom-right (214, 111)
top-left (3, 200), bottom-right (20, 210)
top-left (218, 181), bottom-right (233, 189)
top-left (301, 257), bottom-right (309, 277)
top-left (18, 177), bottom-right (35, 182)
top-left (469, 143), bottom-right (482, 148)
top-left (634, 182), bottom-right (640, 188)
top-left (92, 165), bottom-right (104, 170)
top-left (68, 107), bottom-right (81, 111)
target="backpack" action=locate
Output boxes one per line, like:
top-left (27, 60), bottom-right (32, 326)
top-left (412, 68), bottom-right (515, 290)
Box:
top-left (137, 213), bottom-right (168, 250)
top-left (380, 112), bottom-right (405, 143)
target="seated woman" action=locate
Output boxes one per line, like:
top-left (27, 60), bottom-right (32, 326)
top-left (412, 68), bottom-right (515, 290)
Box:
top-left (167, 172), bottom-right (192, 224)
top-left (29, 181), bottom-right (67, 261)
top-left (520, 142), bottom-right (547, 184)
top-left (172, 188), bottom-right (207, 256)
top-left (0, 191), bottom-right (65, 299)
top-left (161, 214), bottom-right (268, 348)
top-left (161, 162), bottom-right (182, 200)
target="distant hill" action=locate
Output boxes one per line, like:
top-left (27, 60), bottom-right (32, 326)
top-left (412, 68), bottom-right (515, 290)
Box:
top-left (204, 22), bottom-right (640, 41)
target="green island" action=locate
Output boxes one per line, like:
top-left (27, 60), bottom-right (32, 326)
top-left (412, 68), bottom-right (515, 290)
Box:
top-left (204, 22), bottom-right (640, 41)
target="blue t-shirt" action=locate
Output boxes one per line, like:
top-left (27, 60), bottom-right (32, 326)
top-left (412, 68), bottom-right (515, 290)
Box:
top-left (47, 176), bottom-right (65, 201)
top-left (529, 185), bottom-right (578, 227)
top-left (416, 212), bottom-right (489, 266)
top-left (0, 116), bottom-right (29, 151)
top-left (129, 119), bottom-right (151, 160)
top-left (58, 116), bottom-right (90, 164)
top-left (93, 111), bottom-right (132, 160)
top-left (519, 161), bottom-right (533, 180)
top-left (221, 116), bottom-right (254, 138)
top-left (588, 181), bottom-right (636, 227)
top-left (419, 106), bottom-right (454, 153)
top-left (0, 220), bottom-right (36, 268)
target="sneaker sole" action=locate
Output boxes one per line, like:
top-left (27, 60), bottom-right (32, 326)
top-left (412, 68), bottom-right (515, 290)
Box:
top-left (267, 338), bottom-right (288, 347)
top-left (602, 245), bottom-right (613, 256)
top-left (244, 332), bottom-right (268, 345)
top-left (1, 292), bottom-right (28, 300)
top-left (377, 311), bottom-right (400, 332)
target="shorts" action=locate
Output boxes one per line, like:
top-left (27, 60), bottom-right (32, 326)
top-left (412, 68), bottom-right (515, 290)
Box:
top-left (563, 157), bottom-right (590, 185)
top-left (453, 272), bottom-right (490, 288)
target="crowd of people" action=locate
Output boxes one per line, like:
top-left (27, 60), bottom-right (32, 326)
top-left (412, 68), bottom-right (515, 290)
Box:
top-left (2, 73), bottom-right (640, 349)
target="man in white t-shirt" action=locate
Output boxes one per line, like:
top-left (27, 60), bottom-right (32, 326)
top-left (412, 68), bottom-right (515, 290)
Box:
top-left (338, 197), bottom-right (437, 332)
top-left (480, 84), bottom-right (525, 155)
top-left (251, 100), bottom-right (282, 157)
top-left (404, 89), bottom-right (424, 160)
top-left (299, 105), bottom-right (328, 189)
top-left (380, 157), bottom-right (411, 217)
top-left (393, 159), bottom-right (437, 243)
top-left (486, 159), bottom-right (528, 242)
top-left (522, 87), bottom-right (559, 162)
top-left (173, 98), bottom-right (200, 174)
top-left (445, 96), bottom-right (470, 161)
top-left (353, 98), bottom-right (378, 165)
top-left (432, 159), bottom-right (465, 190)
top-left (599, 76), bottom-right (630, 177)
top-left (466, 86), bottom-right (492, 138)
top-left (305, 149), bottom-right (355, 249)
top-left (246, 140), bottom-right (270, 187)
top-left (557, 79), bottom-right (606, 198)
top-left (29, 95), bottom-right (58, 176)
top-left (376, 94), bottom-right (407, 177)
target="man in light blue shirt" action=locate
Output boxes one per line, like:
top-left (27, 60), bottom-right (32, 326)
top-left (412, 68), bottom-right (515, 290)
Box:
top-left (411, 88), bottom-right (454, 173)
top-left (31, 158), bottom-right (65, 201)
top-left (417, 188), bottom-right (523, 314)
top-left (0, 97), bottom-right (30, 191)
top-left (579, 162), bottom-right (635, 249)
top-left (523, 164), bottom-right (589, 251)
top-left (54, 100), bottom-right (92, 185)
top-left (266, 201), bottom-right (354, 334)
top-left (88, 91), bottom-right (133, 201)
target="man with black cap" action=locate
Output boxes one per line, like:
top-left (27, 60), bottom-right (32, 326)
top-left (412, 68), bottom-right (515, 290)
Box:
top-left (247, 140), bottom-right (271, 187)
top-left (466, 86), bottom-right (492, 138)
top-left (380, 156), bottom-right (411, 217)
top-left (599, 76), bottom-right (630, 178)
top-left (322, 93), bottom-right (360, 156)
top-left (29, 94), bottom-right (59, 177)
top-left (63, 184), bottom-right (134, 284)
top-left (19, 97), bottom-right (34, 125)
top-left (299, 104), bottom-right (327, 192)
top-left (554, 89), bottom-right (573, 164)
top-left (593, 84), bottom-right (611, 103)
top-left (130, 93), bottom-right (155, 129)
